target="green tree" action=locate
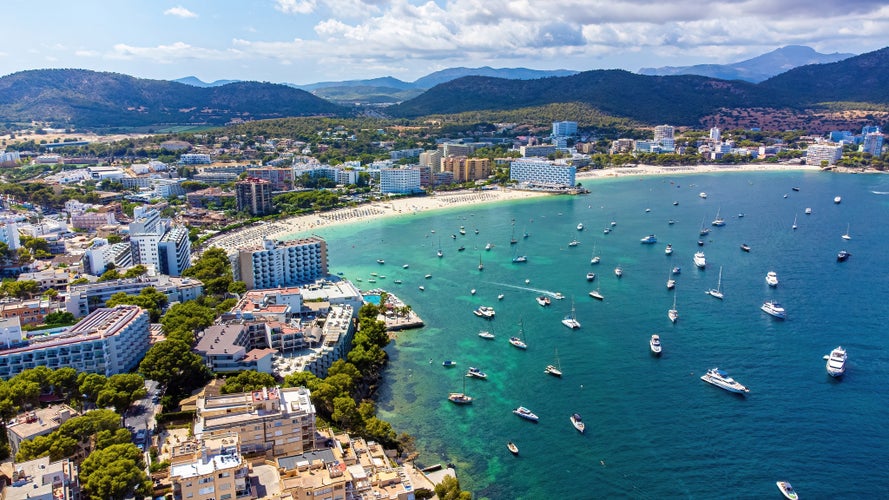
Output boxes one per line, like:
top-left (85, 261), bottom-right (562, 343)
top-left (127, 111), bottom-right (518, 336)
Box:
top-left (183, 247), bottom-right (234, 296)
top-left (220, 371), bottom-right (277, 394)
top-left (122, 264), bottom-right (148, 279)
top-left (44, 311), bottom-right (76, 327)
top-left (106, 287), bottom-right (168, 322)
top-left (96, 374), bottom-right (147, 414)
top-left (78, 373), bottom-right (109, 404)
top-left (138, 339), bottom-right (206, 389)
top-left (160, 301), bottom-right (216, 344)
top-left (97, 269), bottom-right (122, 282)
top-left (434, 475), bottom-right (472, 500)
top-left (79, 443), bottom-right (151, 500)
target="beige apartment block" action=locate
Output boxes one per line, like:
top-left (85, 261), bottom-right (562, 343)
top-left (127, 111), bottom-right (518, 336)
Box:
top-left (170, 434), bottom-right (251, 500)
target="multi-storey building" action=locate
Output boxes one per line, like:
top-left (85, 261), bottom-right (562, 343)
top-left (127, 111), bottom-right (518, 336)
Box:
top-left (70, 211), bottom-right (116, 230)
top-left (419, 149), bottom-right (443, 171)
top-left (3, 456), bottom-right (79, 500)
top-left (65, 275), bottom-right (203, 317)
top-left (236, 177), bottom-right (274, 216)
top-left (552, 121), bottom-right (578, 137)
top-left (509, 159), bottom-right (576, 188)
top-left (441, 156), bottom-right (492, 182)
top-left (179, 153), bottom-right (213, 165)
top-left (6, 405), bottom-right (79, 458)
top-left (0, 305), bottom-right (150, 379)
top-left (862, 131), bottom-right (884, 156)
top-left (806, 143), bottom-right (844, 166)
top-left (186, 187), bottom-right (236, 208)
top-left (83, 240), bottom-right (133, 276)
top-left (379, 168), bottom-right (422, 195)
top-left (237, 237), bottom-right (328, 290)
top-left (437, 142), bottom-right (473, 158)
top-left (193, 323), bottom-right (276, 373)
top-left (519, 144), bottom-right (556, 158)
top-left (170, 434), bottom-right (251, 500)
top-left (246, 166), bottom-right (294, 191)
top-left (654, 124), bottom-right (676, 151)
top-left (0, 221), bottom-right (21, 251)
top-left (0, 299), bottom-right (56, 327)
top-left (195, 386), bottom-right (317, 456)
top-left (129, 206), bottom-right (191, 277)
top-left (158, 226), bottom-right (192, 277)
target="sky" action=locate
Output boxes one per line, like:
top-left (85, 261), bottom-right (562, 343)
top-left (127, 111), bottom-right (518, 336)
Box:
top-left (3, 0), bottom-right (889, 85)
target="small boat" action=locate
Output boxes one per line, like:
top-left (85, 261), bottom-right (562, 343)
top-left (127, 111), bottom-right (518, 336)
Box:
top-left (610, 220), bottom-right (617, 227)
top-left (377, 259), bottom-right (385, 264)
top-left (512, 255), bottom-right (528, 263)
top-left (693, 251), bottom-right (706, 269)
top-left (470, 289), bottom-right (476, 295)
top-left (509, 320), bottom-right (528, 349)
top-left (451, 234), bottom-right (457, 239)
top-left (737, 213), bottom-right (745, 218)
top-left (672, 266), bottom-right (681, 275)
top-left (841, 223), bottom-right (851, 240)
top-left (568, 238), bottom-right (580, 247)
top-left (512, 406), bottom-right (539, 422)
top-left (699, 192), bottom-right (708, 199)
top-left (776, 481), bottom-right (799, 500)
top-left (668, 294), bottom-right (678, 323)
top-left (402, 264), bottom-right (409, 269)
top-left (485, 242), bottom-right (493, 251)
top-left (457, 246), bottom-right (466, 252)
top-left (697, 240), bottom-right (705, 246)
top-left (614, 266), bottom-right (623, 278)
top-left (370, 272), bottom-right (378, 277)
top-left (561, 301), bottom-right (581, 329)
top-left (668, 219), bottom-right (676, 225)
top-left (554, 292), bottom-right (565, 300)
top-left (650, 334), bottom-right (662, 355)
top-left (761, 300), bottom-right (786, 319)
top-left (536, 295), bottom-right (551, 307)
top-left (672, 201), bottom-right (679, 206)
top-left (418, 286), bottom-right (425, 291)
top-left (367, 279), bottom-right (377, 283)
top-left (545, 349), bottom-right (563, 377)
top-left (664, 244), bottom-right (673, 255)
top-left (791, 186), bottom-right (800, 192)
top-left (474, 228), bottom-right (479, 234)
top-left (577, 223), bottom-right (584, 231)
top-left (640, 234), bottom-right (657, 244)
top-left (393, 280), bottom-right (403, 284)
top-left (783, 194), bottom-right (789, 199)
top-left (473, 306), bottom-right (496, 318)
top-left (478, 330), bottom-right (495, 340)
top-left (834, 196), bottom-right (842, 204)
top-left (442, 360), bottom-right (457, 368)
top-left (837, 249), bottom-right (851, 262)
top-left (448, 377), bottom-right (473, 405)
top-left (586, 272), bottom-right (596, 282)
top-left (645, 208), bottom-right (651, 213)
top-left (603, 227), bottom-right (611, 234)
top-left (765, 271), bottom-right (778, 287)
top-left (589, 285), bottom-right (604, 301)
top-left (466, 367), bottom-right (487, 379)
top-left (425, 274), bottom-right (432, 279)
top-left (507, 442), bottom-right (519, 455)
top-left (711, 208), bottom-right (725, 226)
top-left (437, 249), bottom-right (443, 258)
top-left (459, 227), bottom-right (466, 235)
top-left (740, 243), bottom-right (751, 252)
top-left (805, 207), bottom-right (812, 215)
top-left (792, 215), bottom-right (798, 230)
top-left (706, 266), bottom-right (724, 300)
top-left (497, 293), bottom-right (505, 300)
top-left (570, 413), bottom-right (585, 433)
top-left (701, 368), bottom-right (749, 394)
top-left (667, 278), bottom-right (675, 290)
top-left (825, 346), bottom-right (847, 377)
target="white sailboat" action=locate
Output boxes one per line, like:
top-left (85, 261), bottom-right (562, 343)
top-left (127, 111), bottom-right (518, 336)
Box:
top-left (792, 214), bottom-right (798, 230)
top-left (668, 294), bottom-right (678, 323)
top-left (561, 300), bottom-right (581, 329)
top-left (544, 349), bottom-right (563, 377)
top-left (509, 319), bottom-right (528, 349)
top-left (437, 237), bottom-right (443, 258)
top-left (711, 208), bottom-right (725, 226)
top-left (478, 254), bottom-right (484, 271)
top-left (706, 266), bottom-right (724, 299)
top-left (590, 245), bottom-right (600, 264)
top-left (842, 223), bottom-right (851, 240)
top-left (589, 283), bottom-right (604, 300)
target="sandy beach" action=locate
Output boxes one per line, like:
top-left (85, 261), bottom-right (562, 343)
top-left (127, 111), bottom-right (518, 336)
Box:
top-left (203, 163), bottom-right (821, 254)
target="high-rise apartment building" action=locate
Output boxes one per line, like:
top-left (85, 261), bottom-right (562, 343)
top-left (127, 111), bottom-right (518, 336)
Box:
top-left (441, 156), bottom-right (492, 182)
top-left (552, 121), bottom-right (578, 137)
top-left (509, 159), bottom-right (576, 187)
top-left (379, 168), bottom-right (422, 195)
top-left (237, 237), bottom-right (328, 290)
top-left (236, 177), bottom-right (274, 216)
top-left (806, 143), bottom-right (844, 166)
top-left (862, 132), bottom-right (884, 156)
top-left (129, 206), bottom-right (191, 276)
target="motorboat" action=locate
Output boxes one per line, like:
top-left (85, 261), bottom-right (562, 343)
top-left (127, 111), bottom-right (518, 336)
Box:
top-left (536, 295), bottom-right (551, 307)
top-left (603, 227), bottom-right (611, 234)
top-left (512, 255), bottom-right (528, 263)
top-left (544, 364), bottom-right (563, 377)
top-left (470, 289), bottom-right (476, 295)
top-left (776, 481), bottom-right (799, 500)
top-left (586, 272), bottom-right (596, 282)
top-left (697, 240), bottom-right (705, 247)
top-left (761, 300), bottom-right (786, 319)
top-left (442, 360), bottom-right (457, 368)
top-left (834, 196), bottom-right (842, 204)
top-left (466, 367), bottom-right (488, 379)
top-left (693, 251), bottom-right (706, 269)
top-left (393, 280), bottom-right (403, 284)
top-left (418, 286), bottom-right (425, 291)
top-left (805, 207), bottom-right (812, 215)
top-left (699, 192), bottom-right (708, 199)
top-left (740, 243), bottom-right (751, 252)
top-left (700, 368), bottom-right (749, 394)
top-left (791, 186), bottom-right (800, 192)
top-left (498, 294), bottom-right (505, 300)
top-left (457, 246), bottom-right (465, 252)
top-left (590, 255), bottom-right (601, 265)
top-left (645, 208), bottom-right (651, 213)
top-left (706, 266), bottom-right (724, 300)
top-left (614, 266), bottom-right (623, 278)
top-left (650, 334), bottom-right (662, 355)
top-left (402, 264), bottom-right (409, 269)
top-left (837, 250), bottom-right (851, 262)
top-left (448, 392), bottom-right (473, 404)
top-left (825, 346), bottom-right (847, 377)
top-left (640, 234), bottom-right (658, 244)
top-left (512, 406), bottom-right (539, 422)
top-left (667, 278), bottom-right (676, 290)
top-left (376, 259), bottom-right (385, 264)
top-left (485, 242), bottom-right (493, 251)
top-left (425, 274), bottom-right (432, 279)
top-left (668, 219), bottom-right (676, 225)
top-left (568, 238), bottom-right (580, 247)
top-left (610, 220), bottom-right (617, 227)
top-left (554, 293), bottom-right (565, 300)
top-left (672, 201), bottom-right (679, 206)
top-left (672, 266), bottom-right (681, 275)
top-left (577, 223), bottom-right (584, 231)
top-left (664, 244), bottom-right (673, 255)
top-left (478, 330), bottom-right (495, 340)
top-left (507, 442), bottom-right (519, 455)
top-left (570, 413), bottom-right (585, 433)
top-left (766, 271), bottom-right (778, 287)
top-left (589, 286), bottom-right (604, 300)
top-left (437, 249), bottom-right (443, 258)
top-left (473, 306), bottom-right (496, 318)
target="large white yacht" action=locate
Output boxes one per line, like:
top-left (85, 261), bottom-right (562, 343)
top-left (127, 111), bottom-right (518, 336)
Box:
top-left (693, 251), bottom-right (707, 269)
top-left (761, 300), bottom-right (786, 319)
top-left (512, 406), bottom-right (539, 422)
top-left (825, 346), bottom-right (847, 377)
top-left (700, 368), bottom-right (749, 394)
top-left (765, 271), bottom-right (779, 287)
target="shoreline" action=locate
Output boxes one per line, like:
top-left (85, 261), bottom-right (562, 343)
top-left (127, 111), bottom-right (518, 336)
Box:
top-left (203, 163), bottom-right (826, 254)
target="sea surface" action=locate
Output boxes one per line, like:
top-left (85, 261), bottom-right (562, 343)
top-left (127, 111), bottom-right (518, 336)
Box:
top-left (290, 171), bottom-right (889, 499)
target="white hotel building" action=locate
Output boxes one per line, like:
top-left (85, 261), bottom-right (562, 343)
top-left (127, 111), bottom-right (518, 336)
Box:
top-left (806, 143), bottom-right (844, 166)
top-left (237, 237), bottom-right (329, 290)
top-left (509, 158), bottom-right (576, 188)
top-left (379, 167), bottom-right (422, 194)
top-left (0, 305), bottom-right (150, 379)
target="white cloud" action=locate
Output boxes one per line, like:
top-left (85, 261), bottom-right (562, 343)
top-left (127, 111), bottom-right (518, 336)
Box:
top-left (274, 0), bottom-right (317, 14)
top-left (164, 6), bottom-right (198, 18)
top-left (108, 42), bottom-right (239, 63)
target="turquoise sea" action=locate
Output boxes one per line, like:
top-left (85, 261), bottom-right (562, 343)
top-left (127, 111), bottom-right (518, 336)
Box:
top-left (293, 171), bottom-right (889, 499)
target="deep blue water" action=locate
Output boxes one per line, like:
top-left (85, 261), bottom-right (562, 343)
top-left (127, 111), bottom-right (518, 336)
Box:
top-left (296, 171), bottom-right (889, 499)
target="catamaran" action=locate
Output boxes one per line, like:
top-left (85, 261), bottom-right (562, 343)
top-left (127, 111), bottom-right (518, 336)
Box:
top-left (561, 300), bottom-right (581, 329)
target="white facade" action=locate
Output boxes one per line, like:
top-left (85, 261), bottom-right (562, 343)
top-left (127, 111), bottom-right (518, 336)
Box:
top-left (0, 221), bottom-right (21, 250)
top-left (237, 237), bottom-right (329, 290)
top-left (862, 132), bottom-right (884, 156)
top-left (510, 159), bottom-right (576, 187)
top-left (806, 143), bottom-right (844, 166)
top-left (379, 168), bottom-right (422, 194)
top-left (552, 121), bottom-right (578, 137)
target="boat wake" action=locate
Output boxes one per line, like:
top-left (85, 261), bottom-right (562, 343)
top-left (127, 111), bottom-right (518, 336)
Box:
top-left (871, 190), bottom-right (889, 195)
top-left (486, 281), bottom-right (561, 297)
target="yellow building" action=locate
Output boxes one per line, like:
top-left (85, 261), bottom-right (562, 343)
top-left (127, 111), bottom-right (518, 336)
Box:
top-left (195, 386), bottom-right (317, 457)
top-left (440, 156), bottom-right (491, 182)
top-left (170, 434), bottom-right (250, 500)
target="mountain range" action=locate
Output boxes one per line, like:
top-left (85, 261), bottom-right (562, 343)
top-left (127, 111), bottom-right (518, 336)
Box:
top-left (2, 47), bottom-right (887, 131)
top-left (638, 45), bottom-right (854, 82)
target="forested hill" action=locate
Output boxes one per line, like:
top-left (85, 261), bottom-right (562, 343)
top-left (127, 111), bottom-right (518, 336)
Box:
top-left (0, 68), bottom-right (346, 128)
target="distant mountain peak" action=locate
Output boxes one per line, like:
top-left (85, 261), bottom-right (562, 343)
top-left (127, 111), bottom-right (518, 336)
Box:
top-left (638, 45), bottom-right (855, 83)
top-left (173, 76), bottom-right (240, 87)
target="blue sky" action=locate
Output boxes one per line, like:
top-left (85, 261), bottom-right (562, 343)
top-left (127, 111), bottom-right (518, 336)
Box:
top-left (3, 0), bottom-right (888, 84)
